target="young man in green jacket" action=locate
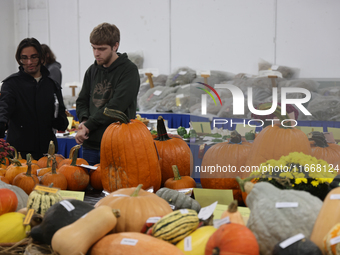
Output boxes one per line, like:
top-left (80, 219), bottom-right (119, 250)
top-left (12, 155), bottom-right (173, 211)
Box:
top-left (76, 23), bottom-right (140, 166)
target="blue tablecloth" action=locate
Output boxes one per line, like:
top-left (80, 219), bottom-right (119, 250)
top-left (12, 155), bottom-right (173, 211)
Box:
top-left (56, 137), bottom-right (82, 158)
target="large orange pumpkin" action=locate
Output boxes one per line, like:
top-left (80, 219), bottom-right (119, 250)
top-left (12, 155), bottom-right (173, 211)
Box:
top-left (245, 104), bottom-right (311, 168)
top-left (100, 109), bottom-right (162, 192)
top-left (5, 160), bottom-right (28, 184)
top-left (154, 116), bottom-right (192, 186)
top-left (200, 131), bottom-right (252, 204)
top-left (89, 232), bottom-right (185, 255)
top-left (94, 184), bottom-right (172, 233)
top-left (309, 131), bottom-right (340, 170)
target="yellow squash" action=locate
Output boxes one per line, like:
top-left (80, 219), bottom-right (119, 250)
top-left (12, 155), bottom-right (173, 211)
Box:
top-left (0, 212), bottom-right (30, 243)
top-left (176, 226), bottom-right (217, 255)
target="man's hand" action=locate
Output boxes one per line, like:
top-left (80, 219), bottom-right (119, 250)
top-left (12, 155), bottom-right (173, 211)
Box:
top-left (75, 124), bottom-right (89, 144)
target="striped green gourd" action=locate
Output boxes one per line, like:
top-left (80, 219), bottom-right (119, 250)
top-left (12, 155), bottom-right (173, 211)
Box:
top-left (152, 209), bottom-right (199, 243)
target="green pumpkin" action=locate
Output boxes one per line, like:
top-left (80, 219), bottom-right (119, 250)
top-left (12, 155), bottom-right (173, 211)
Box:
top-left (156, 187), bottom-right (201, 213)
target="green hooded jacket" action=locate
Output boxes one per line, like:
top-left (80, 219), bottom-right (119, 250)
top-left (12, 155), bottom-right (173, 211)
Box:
top-left (76, 53), bottom-right (140, 150)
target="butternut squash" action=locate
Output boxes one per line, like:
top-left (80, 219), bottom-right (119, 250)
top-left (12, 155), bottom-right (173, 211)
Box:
top-left (51, 205), bottom-right (120, 255)
top-left (311, 187), bottom-right (340, 253)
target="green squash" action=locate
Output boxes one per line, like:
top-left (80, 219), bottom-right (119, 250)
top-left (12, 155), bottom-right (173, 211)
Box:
top-left (30, 199), bottom-right (94, 245)
top-left (156, 187), bottom-right (201, 213)
top-left (0, 180), bottom-right (28, 211)
top-left (245, 182), bottom-right (323, 255)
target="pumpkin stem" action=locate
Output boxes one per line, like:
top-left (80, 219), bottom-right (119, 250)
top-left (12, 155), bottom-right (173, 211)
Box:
top-left (155, 116), bottom-right (171, 141)
top-left (308, 131), bottom-right (329, 148)
top-left (112, 209), bottom-right (121, 218)
top-left (103, 108), bottom-right (130, 124)
top-left (235, 176), bottom-right (253, 192)
top-left (257, 103), bottom-right (292, 128)
top-left (9, 158), bottom-right (22, 167)
top-left (50, 155), bottom-right (57, 174)
top-left (244, 181), bottom-right (255, 194)
top-left (228, 200), bottom-right (238, 213)
top-left (25, 153), bottom-right (32, 176)
top-left (18, 152), bottom-right (23, 161)
top-left (229, 130), bottom-right (242, 144)
top-left (212, 247), bottom-right (220, 255)
top-left (131, 184), bottom-right (143, 197)
top-left (47, 140), bottom-right (55, 155)
top-left (172, 165), bottom-right (182, 180)
top-left (70, 145), bottom-right (81, 166)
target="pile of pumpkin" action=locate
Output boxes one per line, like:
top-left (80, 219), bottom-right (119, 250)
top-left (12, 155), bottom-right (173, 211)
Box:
top-left (1, 106), bottom-right (340, 254)
top-left (2, 179), bottom-right (340, 254)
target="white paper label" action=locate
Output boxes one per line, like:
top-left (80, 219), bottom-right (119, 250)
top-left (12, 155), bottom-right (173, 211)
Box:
top-left (176, 188), bottom-right (193, 196)
top-left (279, 233), bottom-right (305, 249)
top-left (213, 216), bottom-right (230, 228)
top-left (146, 187), bottom-right (154, 193)
top-left (153, 90), bottom-right (162, 96)
top-left (60, 200), bottom-right (75, 212)
top-left (330, 194), bottom-right (340, 200)
top-left (180, 209), bottom-right (189, 214)
top-left (330, 235), bottom-right (340, 245)
top-left (120, 238), bottom-right (138, 246)
top-left (79, 164), bottom-right (98, 170)
top-left (146, 217), bottom-right (161, 223)
top-left (112, 194), bottom-right (129, 197)
top-left (178, 71), bottom-right (187, 75)
top-left (184, 236), bottom-right (192, 251)
top-left (275, 202), bottom-right (298, 208)
top-left (176, 94), bottom-right (185, 98)
top-left (198, 201), bottom-right (218, 220)
top-left (169, 204), bottom-right (176, 210)
top-left (205, 141), bottom-right (216, 145)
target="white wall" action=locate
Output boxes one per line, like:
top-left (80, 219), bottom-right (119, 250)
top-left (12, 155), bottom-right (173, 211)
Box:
top-left (1, 0), bottom-right (340, 97)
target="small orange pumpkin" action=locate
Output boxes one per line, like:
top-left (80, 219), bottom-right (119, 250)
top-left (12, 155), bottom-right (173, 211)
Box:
top-left (205, 223), bottom-right (259, 255)
top-left (5, 159), bottom-right (28, 184)
top-left (58, 145), bottom-right (88, 168)
top-left (90, 164), bottom-right (103, 190)
top-left (12, 154), bottom-right (39, 195)
top-left (164, 165), bottom-right (196, 190)
top-left (0, 188), bottom-right (18, 215)
top-left (57, 146), bottom-right (89, 191)
top-left (220, 199), bottom-right (245, 225)
top-left (40, 155), bottom-right (67, 190)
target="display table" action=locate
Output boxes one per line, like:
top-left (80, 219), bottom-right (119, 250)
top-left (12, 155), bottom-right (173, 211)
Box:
top-left (68, 109), bottom-right (209, 128)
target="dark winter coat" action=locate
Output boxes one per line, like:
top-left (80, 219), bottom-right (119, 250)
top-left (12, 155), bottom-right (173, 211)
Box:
top-left (0, 65), bottom-right (68, 159)
top-left (76, 53), bottom-right (140, 150)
